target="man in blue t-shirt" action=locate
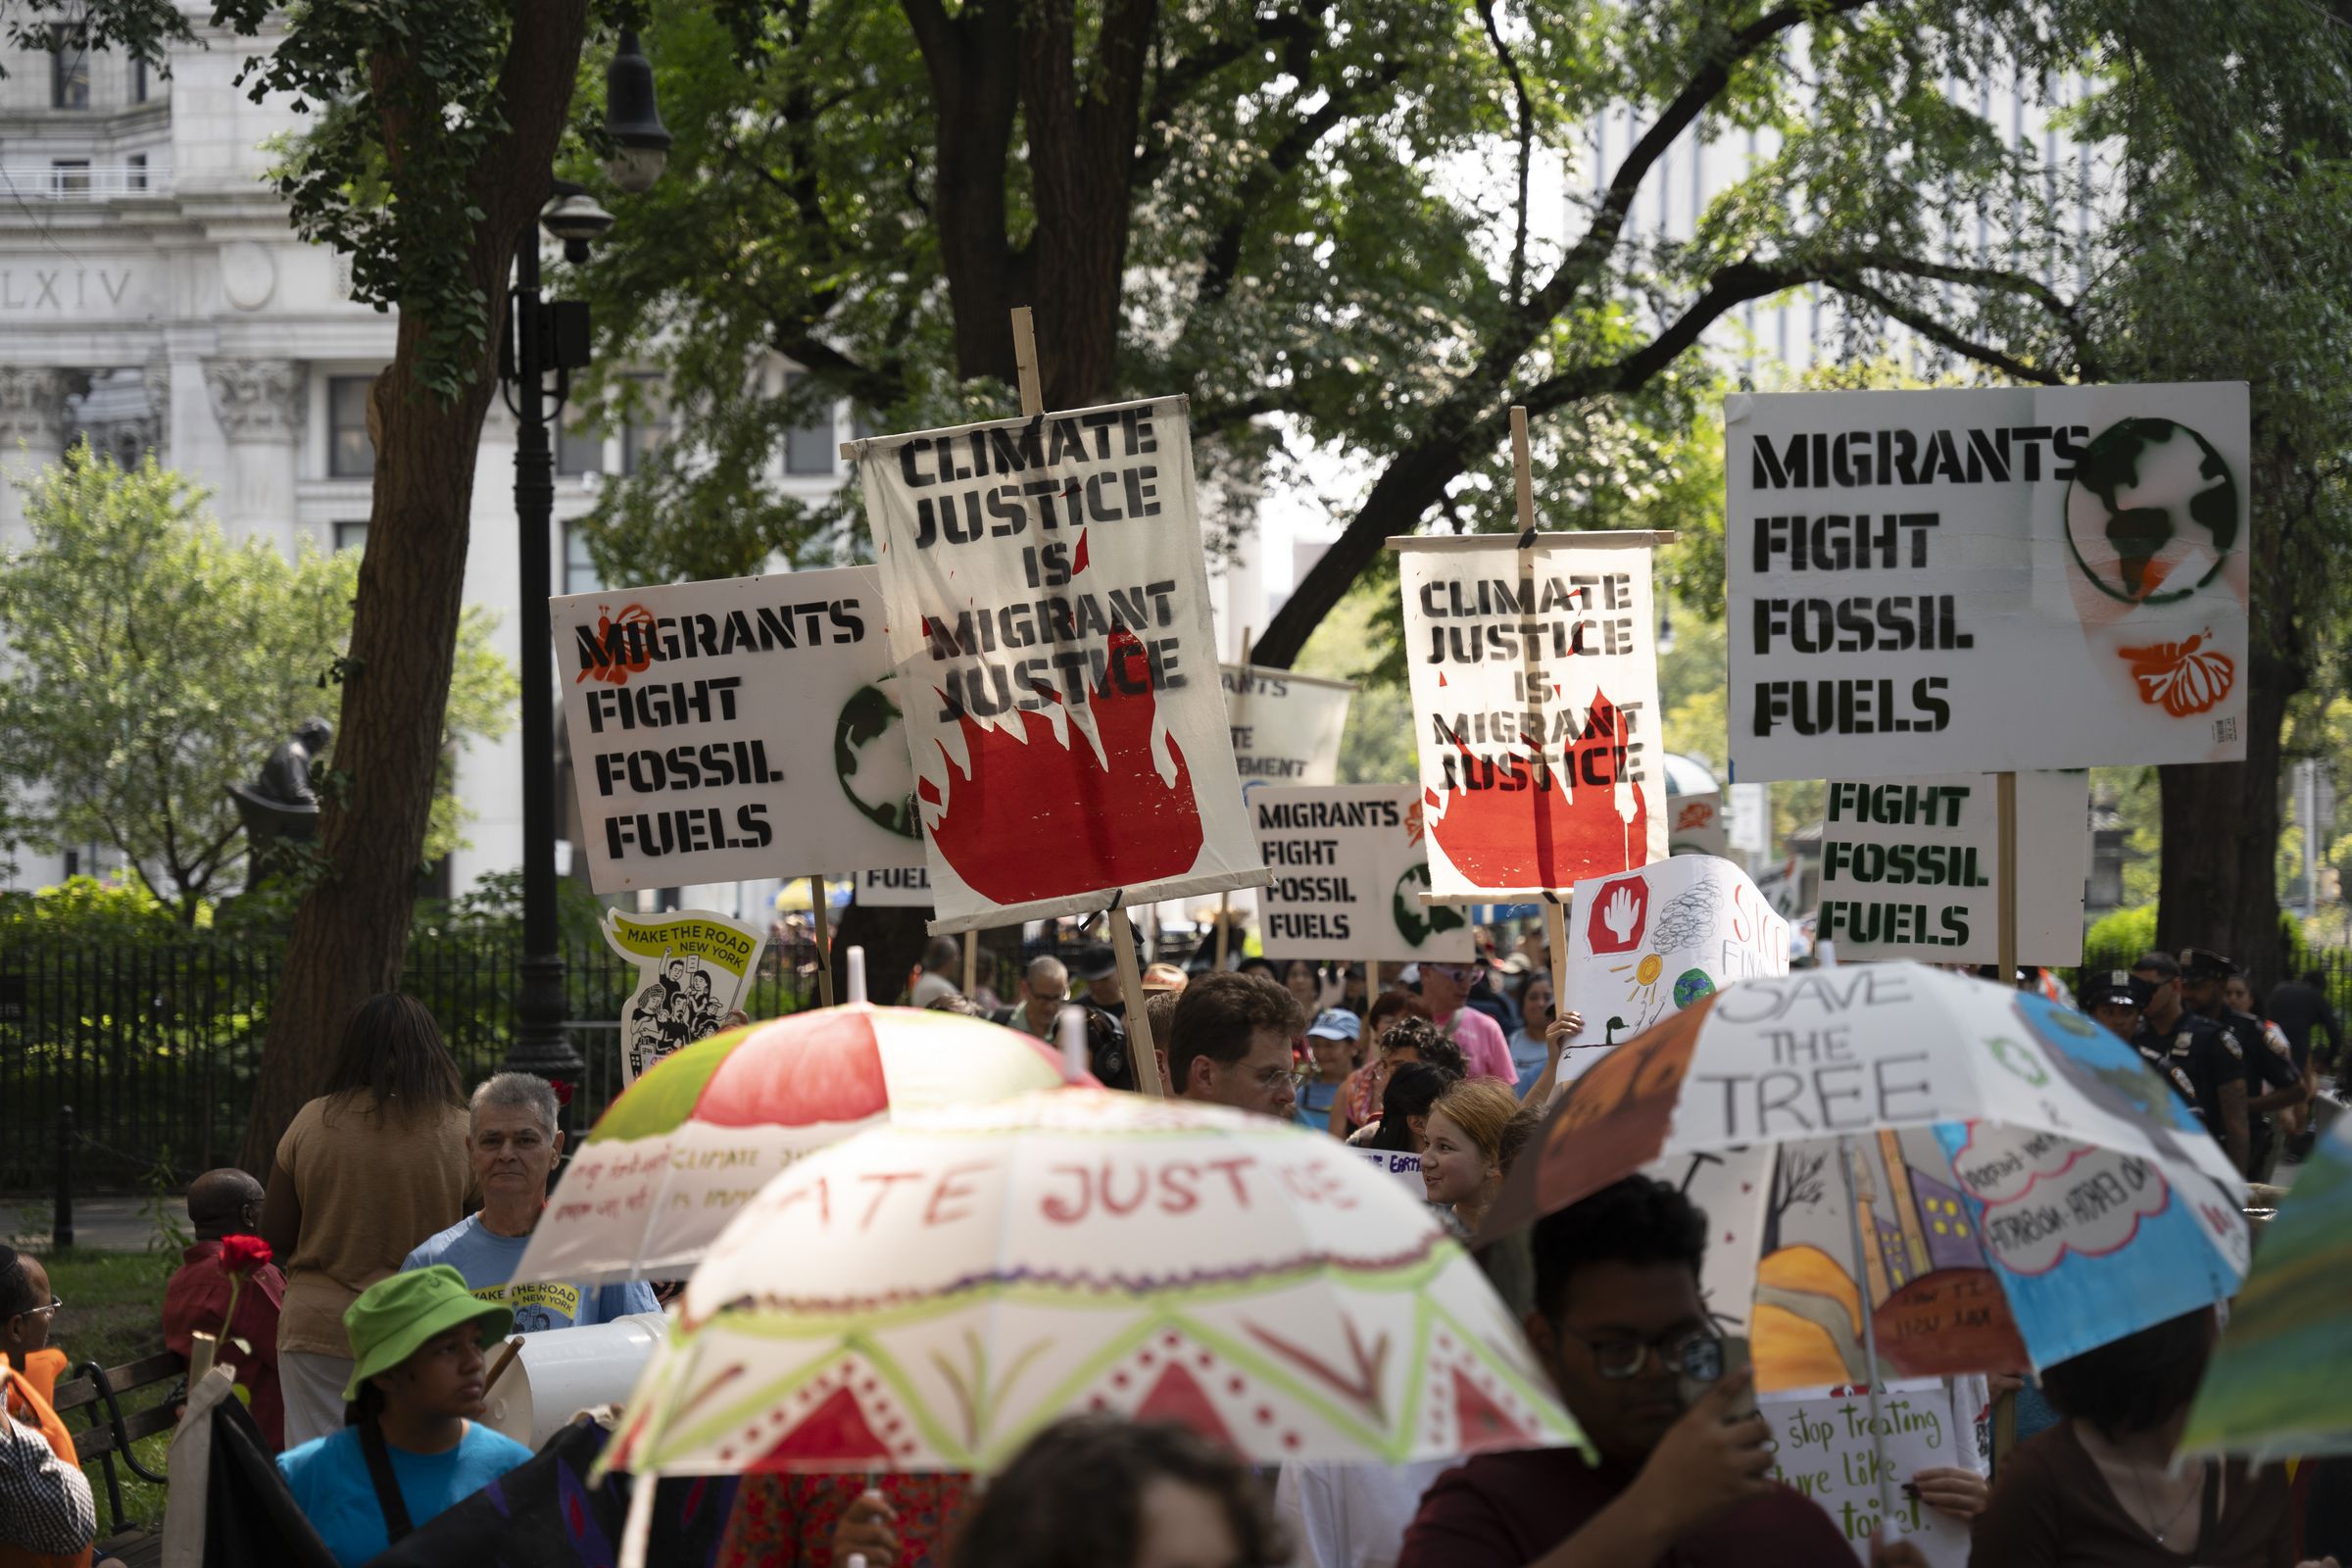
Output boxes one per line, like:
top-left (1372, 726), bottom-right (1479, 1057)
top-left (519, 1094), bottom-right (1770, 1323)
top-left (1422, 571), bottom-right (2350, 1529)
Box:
top-left (277, 1265), bottom-right (534, 1566)
top-left (402, 1073), bottom-right (658, 1333)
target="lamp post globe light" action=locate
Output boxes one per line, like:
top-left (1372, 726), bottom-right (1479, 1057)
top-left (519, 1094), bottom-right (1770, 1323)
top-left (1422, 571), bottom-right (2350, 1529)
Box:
top-left (499, 31), bottom-right (669, 1117)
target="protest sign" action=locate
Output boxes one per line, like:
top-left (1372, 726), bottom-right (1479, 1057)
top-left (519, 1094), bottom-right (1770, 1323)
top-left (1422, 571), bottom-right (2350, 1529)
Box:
top-left (1395, 532), bottom-right (1670, 901)
top-left (550, 565), bottom-right (926, 893)
top-left (603, 908), bottom-right (764, 1088)
top-left (1817, 770), bottom-right (2089, 964)
top-left (852, 396), bottom-right (1266, 934)
top-left (1353, 1147), bottom-right (1432, 1202)
top-left (1560, 855), bottom-right (1788, 1047)
top-left (1223, 664), bottom-right (1352, 787)
top-left (1726, 382), bottom-right (2251, 780)
top-left (1250, 785), bottom-right (1476, 964)
top-left (856, 863), bottom-right (934, 908)
top-left (1757, 1380), bottom-right (1972, 1568)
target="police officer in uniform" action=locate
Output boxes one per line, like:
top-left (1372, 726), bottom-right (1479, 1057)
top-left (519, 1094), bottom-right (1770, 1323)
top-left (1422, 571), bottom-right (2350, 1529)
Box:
top-left (2081, 968), bottom-right (2198, 1110)
top-left (2180, 948), bottom-right (2303, 1180)
top-left (2130, 950), bottom-right (2249, 1172)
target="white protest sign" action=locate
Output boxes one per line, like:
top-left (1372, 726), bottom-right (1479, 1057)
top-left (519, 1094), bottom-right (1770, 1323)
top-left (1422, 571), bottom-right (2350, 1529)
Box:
top-left (1396, 533), bottom-right (1669, 901)
top-left (1758, 1381), bottom-right (1973, 1568)
top-left (603, 908), bottom-right (764, 1087)
top-left (1729, 781), bottom-right (1772, 858)
top-left (856, 863), bottom-right (934, 908)
top-left (1223, 664), bottom-right (1353, 787)
top-left (1817, 771), bottom-right (2089, 964)
top-left (1353, 1147), bottom-right (1433, 1201)
top-left (1727, 383), bottom-right (2251, 780)
top-left (1561, 855), bottom-right (1788, 1047)
top-left (1670, 791), bottom-right (1729, 858)
top-left (1250, 785), bottom-right (1476, 964)
top-left (551, 566), bottom-right (927, 892)
top-left (853, 397), bottom-right (1267, 933)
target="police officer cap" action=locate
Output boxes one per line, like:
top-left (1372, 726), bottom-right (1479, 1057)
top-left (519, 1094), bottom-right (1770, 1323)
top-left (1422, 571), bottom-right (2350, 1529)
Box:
top-left (2179, 948), bottom-right (2240, 981)
top-left (2078, 969), bottom-right (2149, 1011)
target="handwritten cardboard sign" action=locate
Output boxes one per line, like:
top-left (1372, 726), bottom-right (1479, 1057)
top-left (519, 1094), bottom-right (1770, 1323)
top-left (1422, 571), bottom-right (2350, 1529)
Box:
top-left (1817, 770), bottom-right (2088, 964)
top-left (1726, 382), bottom-right (2251, 780)
top-left (1559, 855), bottom-right (1789, 1048)
top-left (1758, 1380), bottom-right (1973, 1568)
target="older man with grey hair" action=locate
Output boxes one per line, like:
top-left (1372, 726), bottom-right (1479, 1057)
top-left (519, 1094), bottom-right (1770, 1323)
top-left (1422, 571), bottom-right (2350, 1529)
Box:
top-left (994, 955), bottom-right (1070, 1039)
top-left (399, 1073), bottom-right (658, 1332)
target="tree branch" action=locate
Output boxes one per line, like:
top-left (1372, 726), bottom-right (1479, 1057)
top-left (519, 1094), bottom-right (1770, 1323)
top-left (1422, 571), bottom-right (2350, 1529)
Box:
top-left (1134, 7), bottom-right (1327, 188)
top-left (1476, 0), bottom-right (1534, 307)
top-left (1836, 249), bottom-right (2102, 378)
top-left (1825, 275), bottom-right (2071, 386)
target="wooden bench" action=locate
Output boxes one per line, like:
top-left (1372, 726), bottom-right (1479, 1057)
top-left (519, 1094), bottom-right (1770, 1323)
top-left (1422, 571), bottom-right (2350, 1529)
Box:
top-left (53, 1350), bottom-right (179, 1568)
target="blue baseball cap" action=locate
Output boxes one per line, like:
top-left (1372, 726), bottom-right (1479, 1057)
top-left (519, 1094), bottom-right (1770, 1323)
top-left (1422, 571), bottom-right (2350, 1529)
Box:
top-left (1306, 1008), bottom-right (1362, 1042)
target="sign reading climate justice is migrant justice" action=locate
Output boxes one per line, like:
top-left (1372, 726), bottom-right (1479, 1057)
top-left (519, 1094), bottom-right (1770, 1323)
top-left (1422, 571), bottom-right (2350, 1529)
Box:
top-left (1818, 771), bottom-right (2090, 964)
top-left (1395, 533), bottom-right (1669, 901)
top-left (551, 566), bottom-right (928, 893)
top-left (1222, 664), bottom-right (1353, 787)
top-left (854, 396), bottom-right (1267, 933)
top-left (1250, 785), bottom-right (1476, 964)
top-left (1726, 383), bottom-right (2250, 780)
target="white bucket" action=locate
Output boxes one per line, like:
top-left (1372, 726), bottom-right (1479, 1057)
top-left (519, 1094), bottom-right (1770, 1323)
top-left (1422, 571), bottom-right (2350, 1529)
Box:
top-left (481, 1310), bottom-right (667, 1448)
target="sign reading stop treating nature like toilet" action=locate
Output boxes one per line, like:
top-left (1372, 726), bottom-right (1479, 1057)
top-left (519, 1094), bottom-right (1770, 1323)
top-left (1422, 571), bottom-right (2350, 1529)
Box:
top-left (1726, 383), bottom-right (2250, 780)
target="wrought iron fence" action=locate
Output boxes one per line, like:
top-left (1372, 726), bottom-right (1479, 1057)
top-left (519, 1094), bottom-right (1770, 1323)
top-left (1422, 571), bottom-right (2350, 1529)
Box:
top-left (0, 936), bottom-right (823, 1192)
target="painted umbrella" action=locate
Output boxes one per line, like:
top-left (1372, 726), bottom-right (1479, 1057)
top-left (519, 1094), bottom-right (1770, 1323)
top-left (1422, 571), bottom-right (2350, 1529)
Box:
top-left (514, 1004), bottom-right (1086, 1287)
top-left (600, 1088), bottom-right (1580, 1481)
top-left (2180, 1113), bottom-right (2352, 1461)
top-left (1485, 962), bottom-right (2253, 1393)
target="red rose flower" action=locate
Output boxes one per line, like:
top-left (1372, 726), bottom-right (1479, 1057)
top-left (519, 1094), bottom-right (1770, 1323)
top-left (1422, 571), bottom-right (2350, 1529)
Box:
top-left (217, 1234), bottom-right (272, 1276)
top-left (548, 1078), bottom-right (576, 1107)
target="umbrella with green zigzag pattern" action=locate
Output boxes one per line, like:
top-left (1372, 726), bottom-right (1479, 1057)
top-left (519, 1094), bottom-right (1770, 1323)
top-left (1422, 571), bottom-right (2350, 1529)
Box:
top-left (598, 1088), bottom-right (1582, 1478)
top-left (514, 1004), bottom-right (1085, 1288)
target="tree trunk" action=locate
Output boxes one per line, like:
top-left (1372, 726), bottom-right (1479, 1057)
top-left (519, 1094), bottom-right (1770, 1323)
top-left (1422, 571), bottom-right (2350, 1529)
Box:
top-left (237, 4), bottom-right (590, 1174)
top-left (906, 0), bottom-right (1026, 385)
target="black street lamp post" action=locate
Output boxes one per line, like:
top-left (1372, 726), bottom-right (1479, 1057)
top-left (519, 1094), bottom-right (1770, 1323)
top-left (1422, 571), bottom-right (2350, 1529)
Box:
top-left (499, 30), bottom-right (669, 1120)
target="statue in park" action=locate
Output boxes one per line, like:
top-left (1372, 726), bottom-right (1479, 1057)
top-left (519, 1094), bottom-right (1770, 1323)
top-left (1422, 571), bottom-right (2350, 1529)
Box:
top-left (229, 718), bottom-right (333, 889)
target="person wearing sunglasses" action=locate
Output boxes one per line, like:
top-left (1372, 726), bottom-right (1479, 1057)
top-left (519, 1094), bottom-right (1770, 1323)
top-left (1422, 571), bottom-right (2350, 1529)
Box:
top-left (1412, 962), bottom-right (1518, 1087)
top-left (1399, 1177), bottom-right (1863, 1568)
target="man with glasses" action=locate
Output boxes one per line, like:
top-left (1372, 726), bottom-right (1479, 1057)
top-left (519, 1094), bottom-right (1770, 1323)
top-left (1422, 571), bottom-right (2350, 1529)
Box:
top-left (1399, 1177), bottom-right (1855, 1566)
top-left (1415, 961), bottom-right (1518, 1086)
top-left (1, 1243), bottom-right (99, 1563)
top-left (995, 955), bottom-right (1070, 1040)
top-left (1168, 971), bottom-right (1306, 1120)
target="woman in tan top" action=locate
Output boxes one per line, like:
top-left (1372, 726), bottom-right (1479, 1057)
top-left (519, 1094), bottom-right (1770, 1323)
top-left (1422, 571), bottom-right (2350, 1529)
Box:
top-left (260, 993), bottom-right (471, 1448)
top-left (1970, 1307), bottom-right (2330, 1568)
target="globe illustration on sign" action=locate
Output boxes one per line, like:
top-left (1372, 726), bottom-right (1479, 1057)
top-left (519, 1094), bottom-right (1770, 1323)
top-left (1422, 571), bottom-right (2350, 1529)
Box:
top-left (1671, 968), bottom-right (1715, 1008)
top-left (2064, 417), bottom-right (2239, 608)
top-left (1392, 862), bottom-right (1468, 948)
top-left (833, 680), bottom-right (921, 839)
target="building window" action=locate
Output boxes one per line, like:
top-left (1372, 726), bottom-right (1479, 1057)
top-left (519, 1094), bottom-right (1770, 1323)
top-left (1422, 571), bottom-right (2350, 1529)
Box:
top-left (784, 371), bottom-right (834, 476)
top-left (328, 376), bottom-right (374, 479)
top-left (333, 520), bottom-right (368, 554)
top-left (50, 26), bottom-right (88, 110)
top-left (126, 154), bottom-right (147, 192)
top-left (556, 409), bottom-right (605, 476)
top-left (49, 161), bottom-right (89, 198)
top-left (132, 58), bottom-right (148, 105)
top-left (563, 522), bottom-right (604, 596)
top-left (622, 375), bottom-right (671, 475)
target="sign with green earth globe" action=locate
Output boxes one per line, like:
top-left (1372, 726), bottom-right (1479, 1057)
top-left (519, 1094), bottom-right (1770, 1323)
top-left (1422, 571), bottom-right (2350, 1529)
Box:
top-left (1392, 862), bottom-right (1468, 948)
top-left (834, 680), bottom-right (921, 840)
top-left (2065, 417), bottom-right (2239, 607)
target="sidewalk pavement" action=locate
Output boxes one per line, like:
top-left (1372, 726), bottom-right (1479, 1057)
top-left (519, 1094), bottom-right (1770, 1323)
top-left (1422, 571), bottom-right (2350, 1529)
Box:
top-left (4, 1196), bottom-right (177, 1252)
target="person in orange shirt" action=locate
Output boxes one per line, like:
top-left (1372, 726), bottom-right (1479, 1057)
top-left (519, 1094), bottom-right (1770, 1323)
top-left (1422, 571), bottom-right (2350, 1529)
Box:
top-left (2, 1244), bottom-right (95, 1568)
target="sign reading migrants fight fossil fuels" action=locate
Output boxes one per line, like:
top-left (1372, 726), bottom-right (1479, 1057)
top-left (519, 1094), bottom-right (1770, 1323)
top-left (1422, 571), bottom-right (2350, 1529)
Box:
top-left (1726, 383), bottom-right (2251, 780)
top-left (550, 565), bottom-right (926, 893)
top-left (1394, 533), bottom-right (1669, 901)
top-left (854, 396), bottom-right (1267, 933)
top-left (1222, 664), bottom-right (1353, 788)
top-left (1249, 785), bottom-right (1476, 964)
top-left (1816, 771), bottom-right (2090, 964)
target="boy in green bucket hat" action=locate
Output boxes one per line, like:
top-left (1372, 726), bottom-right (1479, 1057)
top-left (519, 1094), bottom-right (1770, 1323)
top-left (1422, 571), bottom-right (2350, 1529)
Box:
top-left (275, 1265), bottom-right (535, 1566)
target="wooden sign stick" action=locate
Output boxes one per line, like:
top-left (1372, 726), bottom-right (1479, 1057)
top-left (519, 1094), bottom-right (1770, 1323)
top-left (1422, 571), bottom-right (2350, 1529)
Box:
top-left (962, 928), bottom-right (978, 999)
top-left (1508, 407), bottom-right (1575, 943)
top-left (1996, 770), bottom-right (2020, 987)
top-left (1008, 305), bottom-right (1163, 1095)
top-left (808, 876), bottom-right (837, 1007)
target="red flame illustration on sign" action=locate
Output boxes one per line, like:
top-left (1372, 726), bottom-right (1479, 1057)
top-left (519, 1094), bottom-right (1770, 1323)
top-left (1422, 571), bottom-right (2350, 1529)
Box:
top-left (1421, 689), bottom-right (1648, 889)
top-left (2120, 630), bottom-right (2234, 717)
top-left (916, 534), bottom-right (1203, 902)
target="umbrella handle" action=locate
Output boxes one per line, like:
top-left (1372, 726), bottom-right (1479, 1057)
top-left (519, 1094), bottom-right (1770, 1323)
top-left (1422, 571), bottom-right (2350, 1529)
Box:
top-left (848, 946), bottom-right (868, 1005)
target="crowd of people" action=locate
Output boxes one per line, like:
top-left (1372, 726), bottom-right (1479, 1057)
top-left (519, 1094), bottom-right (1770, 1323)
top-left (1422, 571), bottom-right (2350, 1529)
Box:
top-left (2, 929), bottom-right (2342, 1568)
